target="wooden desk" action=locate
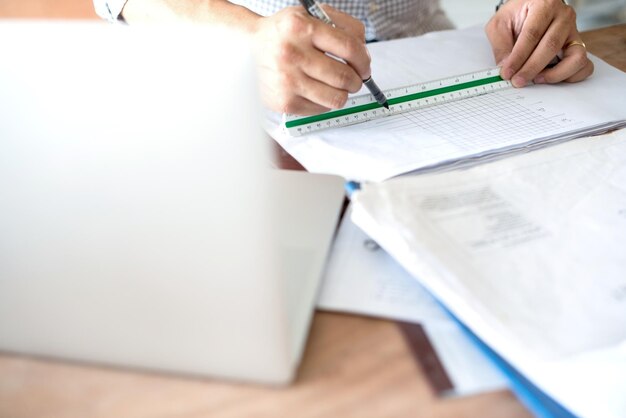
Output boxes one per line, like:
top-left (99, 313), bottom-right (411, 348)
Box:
top-left (0, 6), bottom-right (624, 415)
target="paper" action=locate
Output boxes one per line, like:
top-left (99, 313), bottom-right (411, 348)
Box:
top-left (351, 129), bottom-right (626, 417)
top-left (268, 26), bottom-right (626, 181)
top-left (318, 206), bottom-right (447, 323)
top-left (318, 206), bottom-right (507, 396)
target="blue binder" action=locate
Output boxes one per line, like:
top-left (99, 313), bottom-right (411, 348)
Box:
top-left (440, 304), bottom-right (578, 418)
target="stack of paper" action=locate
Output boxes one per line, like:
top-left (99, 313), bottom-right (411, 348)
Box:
top-left (351, 129), bottom-right (626, 417)
top-left (318, 205), bottom-right (508, 397)
top-left (268, 26), bottom-right (626, 181)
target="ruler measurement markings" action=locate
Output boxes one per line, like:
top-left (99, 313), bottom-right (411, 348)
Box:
top-left (285, 68), bottom-right (512, 135)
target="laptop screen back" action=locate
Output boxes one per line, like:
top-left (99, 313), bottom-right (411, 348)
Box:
top-left (0, 22), bottom-right (296, 381)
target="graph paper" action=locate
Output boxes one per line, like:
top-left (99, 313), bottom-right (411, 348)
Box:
top-left (270, 27), bottom-right (626, 182)
top-left (377, 91), bottom-right (564, 151)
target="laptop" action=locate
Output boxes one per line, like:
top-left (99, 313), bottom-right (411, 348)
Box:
top-left (0, 22), bottom-right (345, 384)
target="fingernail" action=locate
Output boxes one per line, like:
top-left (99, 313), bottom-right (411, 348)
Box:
top-left (512, 75), bottom-right (526, 87)
top-left (534, 75), bottom-right (546, 84)
top-left (501, 67), bottom-right (514, 80)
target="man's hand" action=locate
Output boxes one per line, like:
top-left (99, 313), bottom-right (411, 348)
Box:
top-left (254, 5), bottom-right (371, 115)
top-left (486, 0), bottom-right (593, 87)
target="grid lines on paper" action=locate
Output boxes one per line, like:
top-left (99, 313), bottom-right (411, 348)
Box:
top-left (373, 91), bottom-right (561, 151)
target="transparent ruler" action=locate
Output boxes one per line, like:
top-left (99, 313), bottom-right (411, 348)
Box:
top-left (284, 67), bottom-right (512, 136)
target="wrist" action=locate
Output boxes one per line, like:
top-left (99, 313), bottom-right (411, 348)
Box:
top-left (233, 6), bottom-right (262, 35)
top-left (208, 2), bottom-right (261, 34)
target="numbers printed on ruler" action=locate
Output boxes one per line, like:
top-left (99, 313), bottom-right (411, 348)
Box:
top-left (284, 67), bottom-right (513, 136)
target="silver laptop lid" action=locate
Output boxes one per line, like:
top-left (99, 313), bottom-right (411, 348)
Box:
top-left (0, 22), bottom-right (299, 382)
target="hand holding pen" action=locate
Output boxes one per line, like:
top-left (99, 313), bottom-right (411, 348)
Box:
top-left (253, 4), bottom-right (380, 115)
top-left (298, 0), bottom-right (389, 109)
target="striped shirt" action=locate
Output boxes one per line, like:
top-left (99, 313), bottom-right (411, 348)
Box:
top-left (93, 0), bottom-right (454, 41)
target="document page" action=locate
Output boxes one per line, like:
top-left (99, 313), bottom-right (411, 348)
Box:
top-left (318, 205), bottom-right (447, 324)
top-left (317, 206), bottom-right (507, 396)
top-left (351, 129), bottom-right (626, 417)
top-left (268, 27), bottom-right (626, 181)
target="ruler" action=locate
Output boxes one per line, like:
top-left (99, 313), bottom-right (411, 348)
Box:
top-left (284, 67), bottom-right (512, 136)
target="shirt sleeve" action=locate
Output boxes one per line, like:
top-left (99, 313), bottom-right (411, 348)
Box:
top-left (92, 0), bottom-right (129, 22)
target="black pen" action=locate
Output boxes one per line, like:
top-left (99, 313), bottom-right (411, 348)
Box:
top-left (298, 0), bottom-right (390, 110)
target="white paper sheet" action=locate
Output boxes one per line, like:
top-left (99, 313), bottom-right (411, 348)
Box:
top-left (318, 206), bottom-right (447, 323)
top-left (351, 129), bottom-right (626, 417)
top-left (268, 27), bottom-right (626, 182)
top-left (318, 206), bottom-right (507, 396)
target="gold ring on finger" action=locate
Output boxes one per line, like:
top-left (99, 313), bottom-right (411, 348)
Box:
top-left (564, 40), bottom-right (586, 50)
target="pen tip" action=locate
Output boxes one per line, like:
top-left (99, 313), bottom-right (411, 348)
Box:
top-left (383, 102), bottom-right (390, 110)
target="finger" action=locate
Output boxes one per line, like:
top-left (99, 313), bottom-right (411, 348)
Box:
top-left (485, 17), bottom-right (515, 74)
top-left (322, 4), bottom-right (365, 41)
top-left (282, 96), bottom-right (331, 116)
top-left (310, 20), bottom-right (371, 80)
top-left (564, 58), bottom-right (594, 83)
top-left (510, 17), bottom-right (571, 86)
top-left (300, 52), bottom-right (362, 93)
top-left (259, 68), bottom-right (331, 115)
top-left (501, 4), bottom-right (555, 82)
top-left (261, 83), bottom-right (329, 116)
top-left (532, 39), bottom-right (590, 84)
top-left (295, 73), bottom-right (350, 110)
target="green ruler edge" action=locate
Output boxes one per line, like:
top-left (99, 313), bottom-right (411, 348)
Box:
top-left (285, 75), bottom-right (503, 129)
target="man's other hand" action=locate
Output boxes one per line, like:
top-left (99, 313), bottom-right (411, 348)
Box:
top-left (486, 0), bottom-right (593, 87)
